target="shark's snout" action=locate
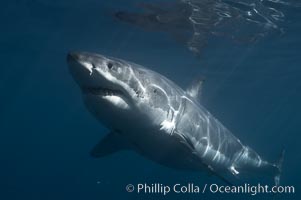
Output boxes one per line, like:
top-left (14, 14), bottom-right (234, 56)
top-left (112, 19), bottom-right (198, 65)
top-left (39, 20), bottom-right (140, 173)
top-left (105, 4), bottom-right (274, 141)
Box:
top-left (67, 52), bottom-right (94, 87)
top-left (67, 52), bottom-right (80, 63)
top-left (67, 52), bottom-right (133, 111)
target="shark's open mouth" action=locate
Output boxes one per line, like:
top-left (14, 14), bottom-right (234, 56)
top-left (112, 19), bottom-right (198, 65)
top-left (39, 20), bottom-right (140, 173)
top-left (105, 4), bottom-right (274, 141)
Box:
top-left (82, 87), bottom-right (123, 97)
top-left (82, 86), bottom-right (130, 109)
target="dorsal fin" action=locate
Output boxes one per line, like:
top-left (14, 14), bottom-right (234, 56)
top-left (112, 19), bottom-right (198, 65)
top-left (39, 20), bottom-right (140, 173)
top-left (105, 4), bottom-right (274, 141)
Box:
top-left (186, 78), bottom-right (205, 101)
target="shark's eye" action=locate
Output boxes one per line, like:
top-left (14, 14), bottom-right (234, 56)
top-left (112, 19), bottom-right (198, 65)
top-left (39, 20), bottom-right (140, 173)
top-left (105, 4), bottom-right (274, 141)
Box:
top-left (92, 63), bottom-right (97, 69)
top-left (107, 62), bottom-right (113, 69)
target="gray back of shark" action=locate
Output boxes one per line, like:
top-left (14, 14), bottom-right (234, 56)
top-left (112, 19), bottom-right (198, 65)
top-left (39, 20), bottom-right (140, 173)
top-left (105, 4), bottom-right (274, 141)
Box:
top-left (67, 52), bottom-right (284, 185)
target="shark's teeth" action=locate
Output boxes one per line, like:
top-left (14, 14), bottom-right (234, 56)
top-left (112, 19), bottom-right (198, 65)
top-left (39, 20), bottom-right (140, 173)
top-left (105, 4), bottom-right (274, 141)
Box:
top-left (82, 87), bottom-right (122, 96)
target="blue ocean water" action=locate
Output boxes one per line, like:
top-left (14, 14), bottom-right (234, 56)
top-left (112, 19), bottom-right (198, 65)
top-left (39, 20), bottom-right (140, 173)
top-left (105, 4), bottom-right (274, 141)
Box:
top-left (0, 0), bottom-right (300, 199)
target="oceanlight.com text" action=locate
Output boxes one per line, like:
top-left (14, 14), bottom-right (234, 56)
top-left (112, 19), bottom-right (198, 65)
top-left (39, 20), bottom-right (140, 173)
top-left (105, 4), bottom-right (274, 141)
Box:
top-left (125, 183), bottom-right (295, 196)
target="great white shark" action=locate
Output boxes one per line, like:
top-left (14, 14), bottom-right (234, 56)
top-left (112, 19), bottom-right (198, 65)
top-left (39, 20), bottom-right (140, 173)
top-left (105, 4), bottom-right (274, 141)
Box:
top-left (67, 52), bottom-right (284, 185)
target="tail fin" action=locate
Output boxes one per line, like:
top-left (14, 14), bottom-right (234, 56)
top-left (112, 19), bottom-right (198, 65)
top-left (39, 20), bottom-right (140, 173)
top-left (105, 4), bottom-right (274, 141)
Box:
top-left (274, 149), bottom-right (285, 186)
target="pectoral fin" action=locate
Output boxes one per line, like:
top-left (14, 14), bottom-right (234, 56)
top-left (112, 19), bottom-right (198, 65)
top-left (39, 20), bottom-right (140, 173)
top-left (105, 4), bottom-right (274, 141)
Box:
top-left (206, 165), bottom-right (234, 186)
top-left (90, 131), bottom-right (130, 158)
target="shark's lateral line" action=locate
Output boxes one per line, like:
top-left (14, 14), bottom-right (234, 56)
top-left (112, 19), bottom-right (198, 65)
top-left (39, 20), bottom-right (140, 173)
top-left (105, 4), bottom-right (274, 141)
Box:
top-left (67, 52), bottom-right (284, 185)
